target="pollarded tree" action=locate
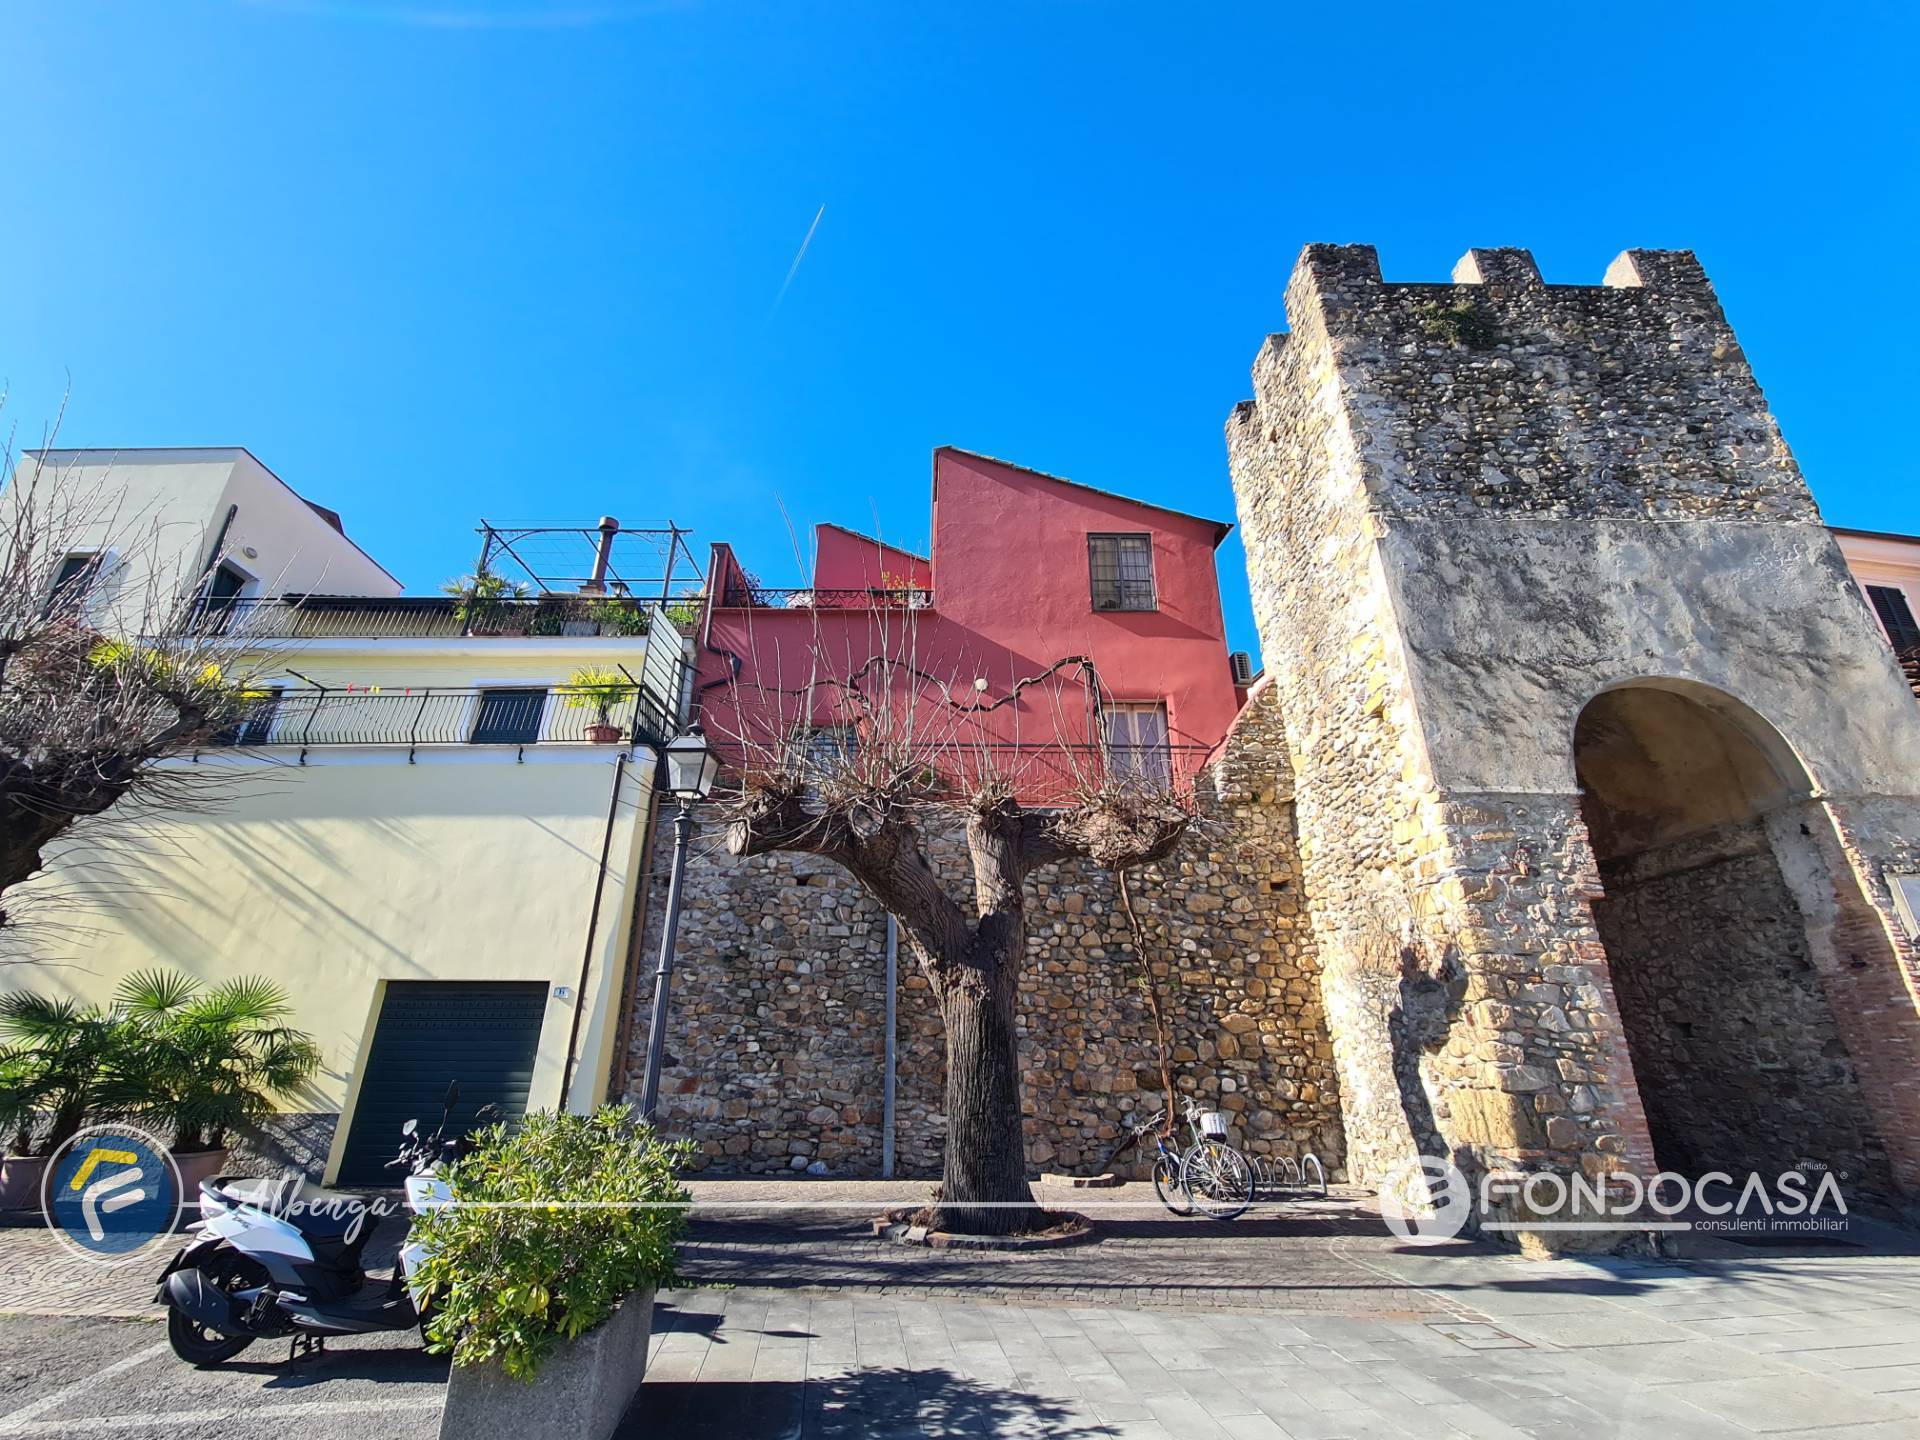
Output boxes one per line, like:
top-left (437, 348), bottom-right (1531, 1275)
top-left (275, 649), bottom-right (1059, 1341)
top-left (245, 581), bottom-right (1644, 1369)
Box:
top-left (713, 632), bottom-right (1193, 1236)
top-left (0, 444), bottom-right (275, 943)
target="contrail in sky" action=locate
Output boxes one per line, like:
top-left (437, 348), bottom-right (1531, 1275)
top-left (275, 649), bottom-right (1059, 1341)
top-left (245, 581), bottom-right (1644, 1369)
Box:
top-left (771, 205), bottom-right (826, 314)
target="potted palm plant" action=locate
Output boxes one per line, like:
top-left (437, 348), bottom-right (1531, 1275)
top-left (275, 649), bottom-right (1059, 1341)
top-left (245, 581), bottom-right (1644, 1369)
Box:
top-left (106, 969), bottom-right (322, 1193)
top-left (0, 994), bottom-right (127, 1211)
top-left (560, 667), bottom-right (632, 744)
top-left (444, 572), bottom-right (531, 636)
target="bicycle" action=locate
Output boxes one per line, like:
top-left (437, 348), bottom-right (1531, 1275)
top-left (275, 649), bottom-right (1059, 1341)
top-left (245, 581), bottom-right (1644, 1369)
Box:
top-left (1121, 1096), bottom-right (1256, 1221)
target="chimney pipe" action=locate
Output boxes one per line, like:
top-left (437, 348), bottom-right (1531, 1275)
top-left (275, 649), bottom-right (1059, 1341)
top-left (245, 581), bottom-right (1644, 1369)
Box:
top-left (584, 516), bottom-right (619, 593)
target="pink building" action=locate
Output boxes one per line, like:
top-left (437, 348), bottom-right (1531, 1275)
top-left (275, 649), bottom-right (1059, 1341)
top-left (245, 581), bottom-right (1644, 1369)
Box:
top-left (695, 447), bottom-right (1244, 797)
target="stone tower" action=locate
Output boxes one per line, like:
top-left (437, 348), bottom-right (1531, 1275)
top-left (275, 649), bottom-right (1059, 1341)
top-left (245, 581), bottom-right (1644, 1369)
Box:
top-left (1227, 245), bottom-right (1920, 1221)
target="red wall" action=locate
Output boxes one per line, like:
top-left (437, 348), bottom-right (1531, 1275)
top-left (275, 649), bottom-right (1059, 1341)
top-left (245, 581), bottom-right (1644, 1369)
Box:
top-left (812, 524), bottom-right (931, 592)
top-left (697, 448), bottom-right (1240, 797)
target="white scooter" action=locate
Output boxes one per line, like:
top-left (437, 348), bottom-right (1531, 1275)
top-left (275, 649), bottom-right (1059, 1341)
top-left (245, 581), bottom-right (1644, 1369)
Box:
top-left (154, 1082), bottom-right (465, 1366)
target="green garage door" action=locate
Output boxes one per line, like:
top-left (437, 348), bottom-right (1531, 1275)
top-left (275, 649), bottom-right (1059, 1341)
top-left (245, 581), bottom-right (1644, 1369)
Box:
top-left (335, 981), bottom-right (549, 1186)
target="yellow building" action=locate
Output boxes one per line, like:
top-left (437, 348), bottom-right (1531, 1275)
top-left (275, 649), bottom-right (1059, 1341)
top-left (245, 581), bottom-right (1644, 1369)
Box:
top-left (12, 451), bottom-right (696, 1183)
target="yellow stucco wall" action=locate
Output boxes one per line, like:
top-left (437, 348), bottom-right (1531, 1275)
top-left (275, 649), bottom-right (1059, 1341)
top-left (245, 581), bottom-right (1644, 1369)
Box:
top-left (23, 746), bottom-right (657, 1181)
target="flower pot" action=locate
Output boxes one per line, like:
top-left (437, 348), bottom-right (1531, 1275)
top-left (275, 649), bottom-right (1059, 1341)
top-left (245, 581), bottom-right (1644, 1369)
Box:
top-left (0, 1154), bottom-right (49, 1213)
top-left (439, 1288), bottom-right (655, 1440)
top-left (585, 723), bottom-right (624, 744)
top-left (171, 1148), bottom-right (230, 1202)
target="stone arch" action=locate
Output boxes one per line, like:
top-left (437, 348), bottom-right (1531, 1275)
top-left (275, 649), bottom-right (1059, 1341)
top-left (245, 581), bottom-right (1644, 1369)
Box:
top-left (1572, 680), bottom-right (1898, 1195)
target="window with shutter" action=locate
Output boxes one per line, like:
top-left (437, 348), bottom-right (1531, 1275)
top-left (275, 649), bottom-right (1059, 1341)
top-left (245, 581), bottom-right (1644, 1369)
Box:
top-left (1105, 701), bottom-right (1170, 784)
top-left (1088, 533), bottom-right (1156, 611)
top-left (1867, 585), bottom-right (1920, 655)
top-left (471, 689), bottom-right (548, 745)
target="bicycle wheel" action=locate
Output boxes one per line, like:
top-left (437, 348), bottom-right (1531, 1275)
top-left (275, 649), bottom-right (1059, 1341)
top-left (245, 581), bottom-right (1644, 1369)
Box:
top-left (1181, 1139), bottom-right (1255, 1220)
top-left (1152, 1152), bottom-right (1194, 1217)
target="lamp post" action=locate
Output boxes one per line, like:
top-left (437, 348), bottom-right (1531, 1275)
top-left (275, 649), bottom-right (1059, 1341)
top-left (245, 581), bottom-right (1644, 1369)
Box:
top-left (639, 724), bottom-right (720, 1125)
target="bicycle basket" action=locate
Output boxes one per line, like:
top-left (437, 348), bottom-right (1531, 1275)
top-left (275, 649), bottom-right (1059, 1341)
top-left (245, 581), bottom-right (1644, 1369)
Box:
top-left (1197, 1110), bottom-right (1231, 1138)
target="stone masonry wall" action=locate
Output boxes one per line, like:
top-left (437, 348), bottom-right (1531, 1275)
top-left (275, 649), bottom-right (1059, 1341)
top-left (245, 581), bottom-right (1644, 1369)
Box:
top-left (1591, 823), bottom-right (1894, 1194)
top-left (618, 685), bottom-right (1345, 1180)
top-left (1228, 242), bottom-right (1920, 1214)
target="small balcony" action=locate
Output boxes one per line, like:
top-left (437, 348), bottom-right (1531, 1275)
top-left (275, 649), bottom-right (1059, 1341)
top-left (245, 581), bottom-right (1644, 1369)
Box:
top-left (192, 594), bottom-right (676, 640)
top-left (210, 678), bottom-right (683, 757)
top-left (718, 583), bottom-right (932, 610)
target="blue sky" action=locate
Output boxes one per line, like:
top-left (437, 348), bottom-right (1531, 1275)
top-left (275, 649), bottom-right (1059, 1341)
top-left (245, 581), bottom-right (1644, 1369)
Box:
top-left (3, 1), bottom-right (1915, 662)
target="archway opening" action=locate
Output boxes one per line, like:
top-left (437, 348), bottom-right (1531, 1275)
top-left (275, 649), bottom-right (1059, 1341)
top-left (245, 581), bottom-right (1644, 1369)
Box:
top-left (1573, 684), bottom-right (1891, 1190)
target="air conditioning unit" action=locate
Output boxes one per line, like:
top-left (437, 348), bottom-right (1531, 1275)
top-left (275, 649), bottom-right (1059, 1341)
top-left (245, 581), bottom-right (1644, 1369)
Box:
top-left (1229, 651), bottom-right (1255, 685)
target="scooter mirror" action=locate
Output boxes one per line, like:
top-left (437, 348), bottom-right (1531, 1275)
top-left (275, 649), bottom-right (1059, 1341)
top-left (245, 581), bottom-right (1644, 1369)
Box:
top-left (443, 1081), bottom-right (461, 1110)
top-left (402, 1119), bottom-right (418, 1136)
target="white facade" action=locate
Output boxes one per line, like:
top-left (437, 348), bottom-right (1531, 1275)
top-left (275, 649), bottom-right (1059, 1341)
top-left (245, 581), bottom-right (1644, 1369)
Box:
top-left (2, 447), bottom-right (399, 634)
top-left (9, 447), bottom-right (689, 1182)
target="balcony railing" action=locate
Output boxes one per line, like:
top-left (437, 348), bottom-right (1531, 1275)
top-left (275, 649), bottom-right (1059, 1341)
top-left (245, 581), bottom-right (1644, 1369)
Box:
top-left (700, 735), bottom-right (1217, 806)
top-left (718, 584), bottom-right (932, 610)
top-left (210, 680), bottom-right (681, 758)
top-left (190, 594), bottom-right (670, 641)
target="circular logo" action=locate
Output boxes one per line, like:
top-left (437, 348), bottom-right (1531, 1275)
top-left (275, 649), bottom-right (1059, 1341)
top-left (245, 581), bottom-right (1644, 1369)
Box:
top-left (1380, 1155), bottom-right (1472, 1245)
top-left (41, 1124), bottom-right (183, 1266)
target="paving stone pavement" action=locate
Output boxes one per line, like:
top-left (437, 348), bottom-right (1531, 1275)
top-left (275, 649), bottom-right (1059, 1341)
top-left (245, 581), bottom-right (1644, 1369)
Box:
top-left (5, 1179), bottom-right (1920, 1436)
top-left (635, 1252), bottom-right (1920, 1438)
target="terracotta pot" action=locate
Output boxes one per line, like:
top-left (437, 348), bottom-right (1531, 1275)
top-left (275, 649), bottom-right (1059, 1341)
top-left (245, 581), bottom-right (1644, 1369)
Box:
top-left (586, 724), bottom-right (624, 744)
top-left (0, 1154), bottom-right (49, 1213)
top-left (171, 1148), bottom-right (230, 1202)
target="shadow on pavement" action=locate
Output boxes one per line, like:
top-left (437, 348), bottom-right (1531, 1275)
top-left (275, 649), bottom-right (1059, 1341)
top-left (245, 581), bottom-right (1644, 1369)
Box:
top-left (625, 1369), bottom-right (1105, 1439)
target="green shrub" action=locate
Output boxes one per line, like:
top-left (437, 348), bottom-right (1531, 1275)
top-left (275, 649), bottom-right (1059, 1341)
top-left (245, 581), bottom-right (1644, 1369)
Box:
top-left (660, 598), bottom-right (703, 632)
top-left (1414, 297), bottom-right (1497, 349)
top-left (411, 1106), bottom-right (694, 1381)
top-left (586, 599), bottom-right (650, 636)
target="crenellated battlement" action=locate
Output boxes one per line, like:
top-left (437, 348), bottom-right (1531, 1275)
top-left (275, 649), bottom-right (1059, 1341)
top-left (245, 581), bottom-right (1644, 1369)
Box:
top-left (1240, 241), bottom-right (1809, 525)
top-left (1287, 242), bottom-right (1720, 303)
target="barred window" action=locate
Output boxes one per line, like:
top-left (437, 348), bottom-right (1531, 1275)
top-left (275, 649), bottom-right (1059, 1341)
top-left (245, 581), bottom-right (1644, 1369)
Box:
top-left (805, 724), bottom-right (858, 774)
top-left (1088, 533), bottom-right (1155, 611)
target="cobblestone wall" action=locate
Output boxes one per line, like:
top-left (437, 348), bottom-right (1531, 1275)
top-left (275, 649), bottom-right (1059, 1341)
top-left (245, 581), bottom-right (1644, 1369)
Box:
top-left (1591, 823), bottom-right (1894, 1194)
top-left (618, 686), bottom-right (1346, 1179)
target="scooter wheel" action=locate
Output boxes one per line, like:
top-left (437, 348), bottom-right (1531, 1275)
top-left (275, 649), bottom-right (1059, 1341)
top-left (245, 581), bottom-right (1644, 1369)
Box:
top-left (167, 1305), bottom-right (254, 1367)
top-left (166, 1251), bottom-right (265, 1367)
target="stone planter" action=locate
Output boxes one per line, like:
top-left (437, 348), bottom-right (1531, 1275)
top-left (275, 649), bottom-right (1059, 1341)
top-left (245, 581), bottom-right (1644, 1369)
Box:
top-left (0, 1154), bottom-right (49, 1213)
top-left (438, 1288), bottom-right (655, 1440)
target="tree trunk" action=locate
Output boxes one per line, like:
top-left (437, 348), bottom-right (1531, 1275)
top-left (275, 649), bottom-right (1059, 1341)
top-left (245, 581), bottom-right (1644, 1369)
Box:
top-left (0, 801), bottom-right (67, 932)
top-left (935, 965), bottom-right (1038, 1235)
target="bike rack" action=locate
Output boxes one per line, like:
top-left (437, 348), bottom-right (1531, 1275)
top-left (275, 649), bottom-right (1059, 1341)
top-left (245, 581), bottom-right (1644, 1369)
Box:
top-left (1247, 1152), bottom-right (1328, 1199)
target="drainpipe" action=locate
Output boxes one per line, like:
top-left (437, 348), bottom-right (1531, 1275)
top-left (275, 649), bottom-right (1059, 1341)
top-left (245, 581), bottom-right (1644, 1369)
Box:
top-left (200, 504), bottom-right (238, 578)
top-left (561, 751), bottom-right (630, 1112)
top-left (883, 914), bottom-right (898, 1179)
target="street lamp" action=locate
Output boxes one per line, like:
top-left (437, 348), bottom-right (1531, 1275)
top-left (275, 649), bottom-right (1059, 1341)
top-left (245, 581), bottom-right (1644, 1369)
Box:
top-left (639, 724), bottom-right (719, 1125)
